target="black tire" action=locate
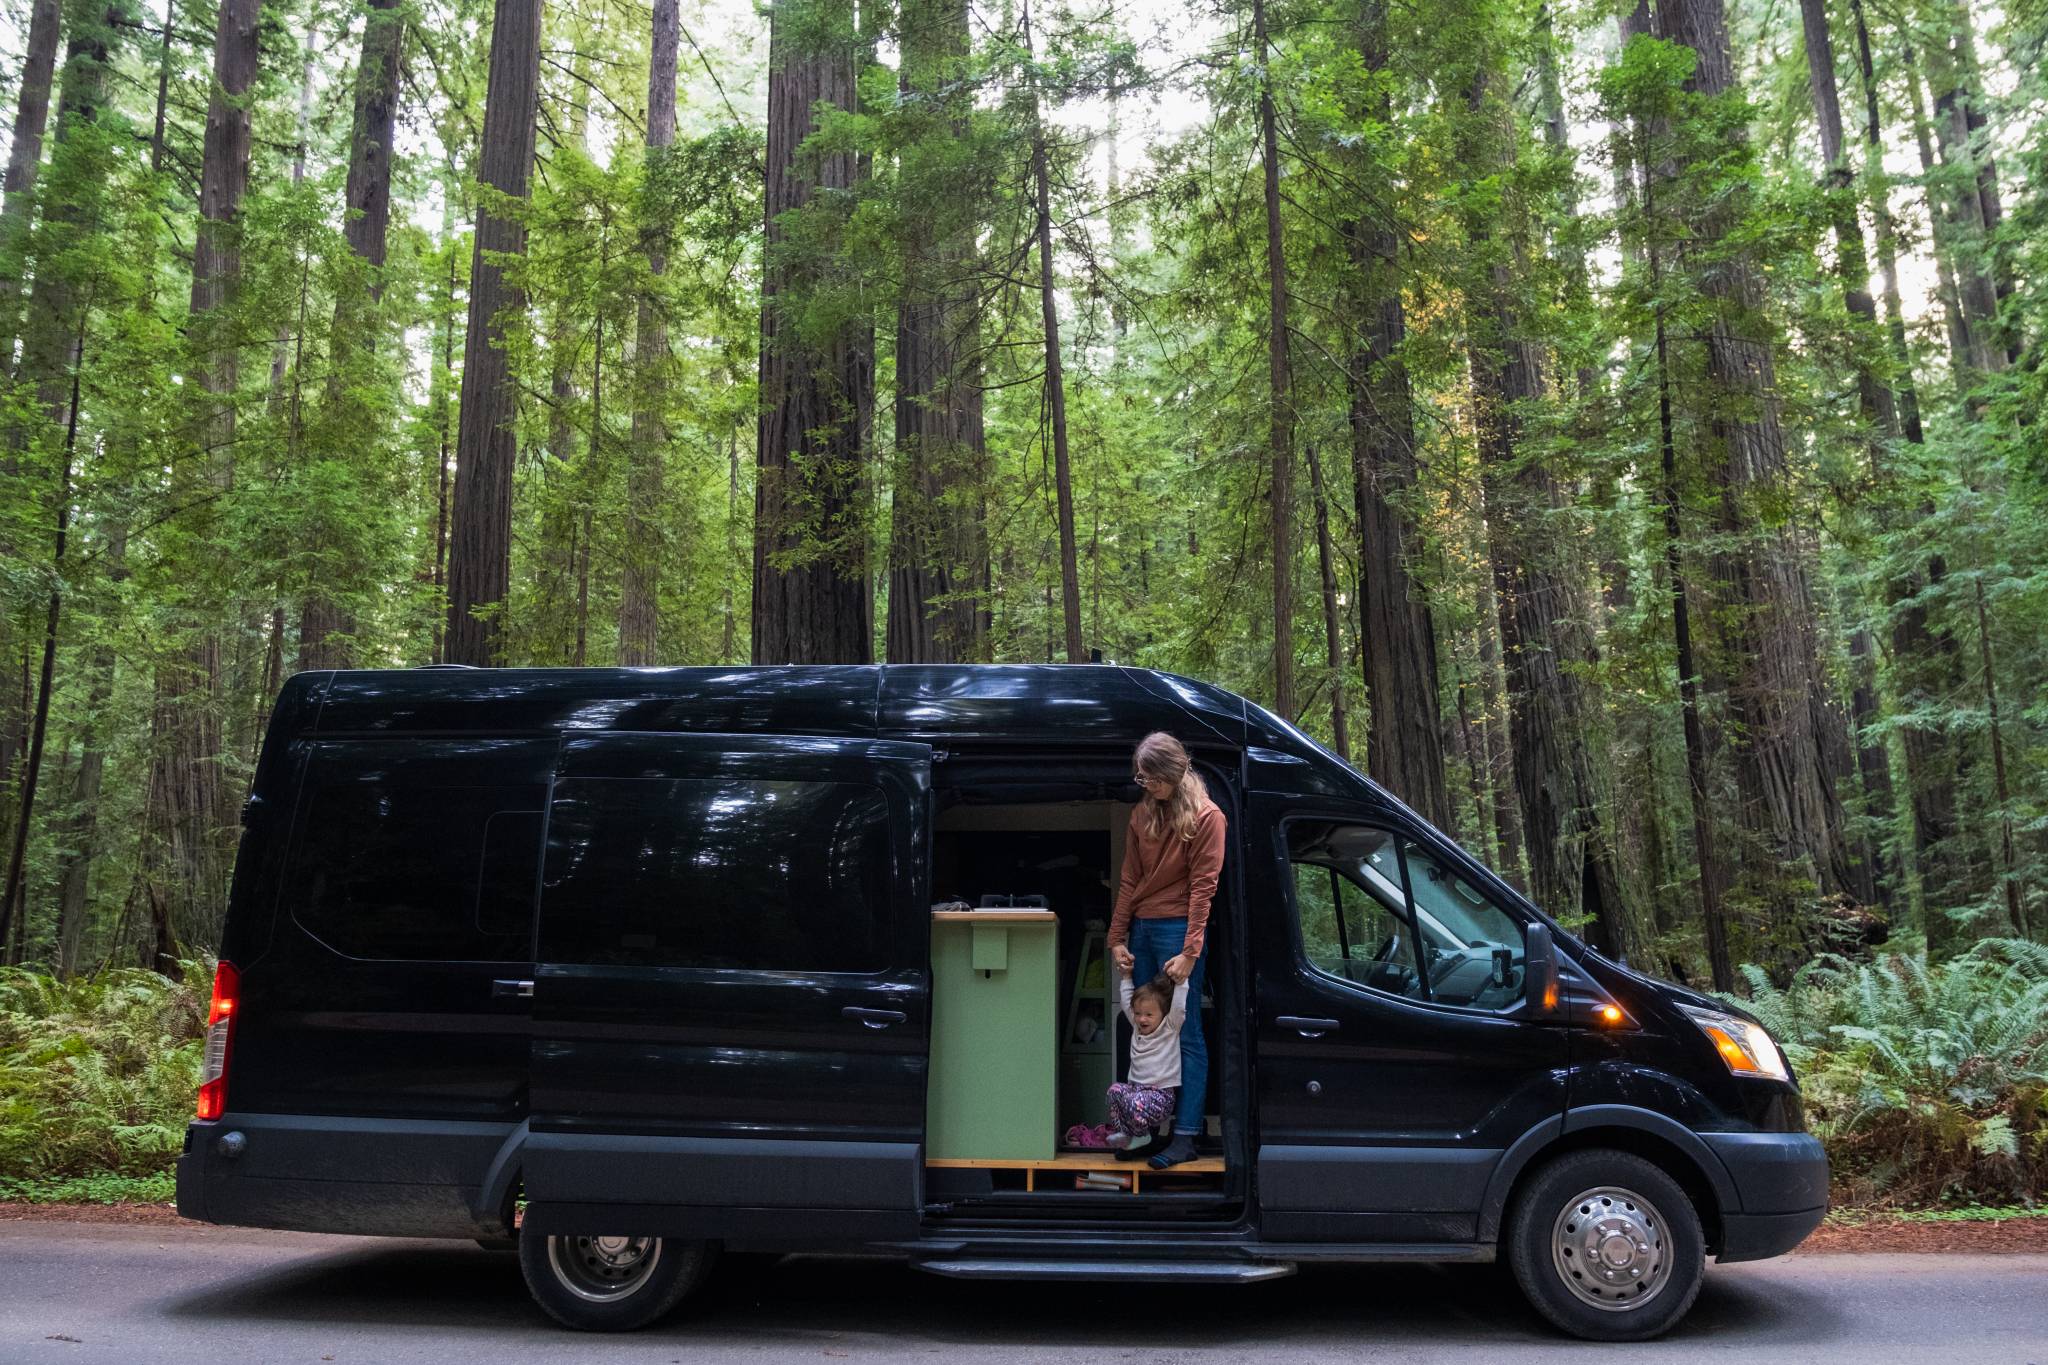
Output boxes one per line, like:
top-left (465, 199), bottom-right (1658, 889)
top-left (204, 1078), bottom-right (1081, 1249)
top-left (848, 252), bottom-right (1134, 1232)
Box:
top-left (1506, 1148), bottom-right (1705, 1342)
top-left (519, 1232), bottom-right (717, 1332)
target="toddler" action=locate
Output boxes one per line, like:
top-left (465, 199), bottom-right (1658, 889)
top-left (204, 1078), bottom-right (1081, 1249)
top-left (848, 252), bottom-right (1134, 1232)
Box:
top-left (1066, 968), bottom-right (1190, 1152)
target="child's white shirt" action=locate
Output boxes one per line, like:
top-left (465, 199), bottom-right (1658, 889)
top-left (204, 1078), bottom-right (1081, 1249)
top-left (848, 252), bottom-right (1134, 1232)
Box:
top-left (1119, 975), bottom-right (1191, 1090)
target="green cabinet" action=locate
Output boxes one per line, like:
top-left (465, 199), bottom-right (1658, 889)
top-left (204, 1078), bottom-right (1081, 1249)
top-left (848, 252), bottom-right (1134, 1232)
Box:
top-left (926, 910), bottom-right (1058, 1161)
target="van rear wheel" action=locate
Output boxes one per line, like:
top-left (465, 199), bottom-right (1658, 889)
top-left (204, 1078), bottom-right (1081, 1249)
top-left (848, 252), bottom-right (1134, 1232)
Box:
top-left (519, 1232), bottom-right (715, 1331)
top-left (1506, 1148), bottom-right (1704, 1342)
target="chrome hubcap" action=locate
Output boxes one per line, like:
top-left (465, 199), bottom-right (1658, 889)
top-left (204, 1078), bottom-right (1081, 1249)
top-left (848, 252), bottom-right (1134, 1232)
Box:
top-left (1550, 1185), bottom-right (1670, 1312)
top-left (546, 1234), bottom-right (663, 1303)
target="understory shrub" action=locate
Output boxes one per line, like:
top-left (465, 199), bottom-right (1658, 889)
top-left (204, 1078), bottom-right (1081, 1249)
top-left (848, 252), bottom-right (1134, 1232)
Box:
top-left (1728, 939), bottom-right (2048, 1206)
top-left (0, 963), bottom-right (208, 1180)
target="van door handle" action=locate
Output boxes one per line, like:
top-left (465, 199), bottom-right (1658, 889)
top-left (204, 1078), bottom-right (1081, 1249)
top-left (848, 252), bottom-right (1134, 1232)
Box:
top-left (492, 978), bottom-right (535, 999)
top-left (842, 1007), bottom-right (908, 1029)
top-left (1275, 1015), bottom-right (1341, 1038)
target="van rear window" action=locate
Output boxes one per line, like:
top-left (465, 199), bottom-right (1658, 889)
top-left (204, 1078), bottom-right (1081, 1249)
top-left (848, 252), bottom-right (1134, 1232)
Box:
top-left (285, 739), bottom-right (554, 961)
top-left (539, 777), bottom-right (891, 971)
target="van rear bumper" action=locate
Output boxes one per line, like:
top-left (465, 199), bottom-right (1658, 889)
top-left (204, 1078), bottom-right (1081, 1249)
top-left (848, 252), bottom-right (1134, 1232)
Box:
top-left (177, 1113), bottom-right (518, 1240)
top-left (1702, 1131), bottom-right (1828, 1262)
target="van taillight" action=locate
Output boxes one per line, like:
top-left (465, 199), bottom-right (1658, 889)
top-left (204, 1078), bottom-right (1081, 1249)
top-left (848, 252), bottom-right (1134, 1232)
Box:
top-left (196, 961), bottom-right (239, 1121)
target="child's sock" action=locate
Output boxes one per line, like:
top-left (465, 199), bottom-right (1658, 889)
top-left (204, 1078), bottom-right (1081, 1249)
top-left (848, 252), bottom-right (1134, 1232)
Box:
top-left (1115, 1131), bottom-right (1167, 1161)
top-left (1104, 1131), bottom-right (1132, 1149)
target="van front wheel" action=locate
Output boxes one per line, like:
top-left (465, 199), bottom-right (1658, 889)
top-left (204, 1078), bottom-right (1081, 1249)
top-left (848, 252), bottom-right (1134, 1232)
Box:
top-left (519, 1232), bottom-right (715, 1331)
top-left (1506, 1149), bottom-right (1705, 1342)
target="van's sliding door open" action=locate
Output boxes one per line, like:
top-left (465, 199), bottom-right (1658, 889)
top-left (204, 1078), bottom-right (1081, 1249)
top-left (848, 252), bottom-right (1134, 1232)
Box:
top-left (523, 732), bottom-right (933, 1244)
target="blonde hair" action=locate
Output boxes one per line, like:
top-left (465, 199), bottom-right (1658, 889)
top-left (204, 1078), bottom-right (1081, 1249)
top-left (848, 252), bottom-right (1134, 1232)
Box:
top-left (1134, 731), bottom-right (1211, 843)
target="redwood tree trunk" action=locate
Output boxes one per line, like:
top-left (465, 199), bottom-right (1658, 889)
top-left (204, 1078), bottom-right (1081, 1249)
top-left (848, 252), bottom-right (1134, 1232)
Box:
top-left (1021, 0), bottom-right (1083, 666)
top-left (445, 0), bottom-right (543, 665)
top-left (618, 0), bottom-right (678, 666)
top-left (300, 0), bottom-right (405, 672)
top-left (1461, 65), bottom-right (1632, 956)
top-left (1306, 443), bottom-right (1349, 762)
top-left (1348, 0), bottom-right (1450, 829)
top-left (148, 0), bottom-right (258, 950)
top-left (753, 0), bottom-right (873, 664)
top-left (1656, 0), bottom-right (1866, 941)
top-left (0, 0), bottom-right (61, 371)
top-left (1255, 0), bottom-right (1295, 718)
top-left (886, 0), bottom-right (986, 664)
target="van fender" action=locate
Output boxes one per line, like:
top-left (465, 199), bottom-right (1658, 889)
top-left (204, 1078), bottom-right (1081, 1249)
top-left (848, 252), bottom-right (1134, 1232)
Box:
top-left (1475, 1106), bottom-right (1742, 1243)
top-left (1474, 1115), bottom-right (1562, 1244)
top-left (473, 1118), bottom-right (529, 1236)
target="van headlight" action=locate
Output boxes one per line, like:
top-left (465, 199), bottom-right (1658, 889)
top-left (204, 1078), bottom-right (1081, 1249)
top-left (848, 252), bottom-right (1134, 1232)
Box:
top-left (1679, 1005), bottom-right (1789, 1081)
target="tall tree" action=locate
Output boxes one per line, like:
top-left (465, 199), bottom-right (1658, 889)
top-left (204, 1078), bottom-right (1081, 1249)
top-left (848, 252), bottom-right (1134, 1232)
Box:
top-left (1800, 0), bottom-right (1897, 906)
top-left (753, 0), bottom-right (872, 664)
top-left (0, 0), bottom-right (62, 370)
top-left (300, 0), bottom-right (407, 671)
top-left (1459, 57), bottom-right (1634, 955)
top-left (618, 0), bottom-right (680, 666)
top-left (148, 0), bottom-right (260, 951)
top-left (1022, 0), bottom-right (1084, 665)
top-left (444, 0), bottom-right (544, 665)
top-left (1654, 0), bottom-right (1869, 940)
top-left (1348, 0), bottom-right (1451, 827)
top-left (1254, 0), bottom-right (1294, 718)
top-left (886, 0), bottom-right (987, 664)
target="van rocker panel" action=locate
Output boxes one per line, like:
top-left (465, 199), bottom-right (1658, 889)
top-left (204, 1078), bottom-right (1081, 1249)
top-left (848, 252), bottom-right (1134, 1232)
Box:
top-left (523, 1132), bottom-right (921, 1211)
top-left (1257, 1143), bottom-right (1500, 1214)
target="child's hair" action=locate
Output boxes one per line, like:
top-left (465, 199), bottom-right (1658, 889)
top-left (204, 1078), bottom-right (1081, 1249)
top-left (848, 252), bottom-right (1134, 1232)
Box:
top-left (1132, 974), bottom-right (1175, 1017)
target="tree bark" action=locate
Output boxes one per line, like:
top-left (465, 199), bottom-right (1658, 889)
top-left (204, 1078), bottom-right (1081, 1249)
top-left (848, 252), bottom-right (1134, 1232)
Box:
top-left (1347, 0), bottom-right (1450, 830)
top-left (0, 0), bottom-right (62, 372)
top-left (886, 0), bottom-right (987, 664)
top-left (299, 0), bottom-right (405, 672)
top-left (445, 0), bottom-right (544, 665)
top-left (1021, 0), bottom-right (1083, 666)
top-left (1461, 64), bottom-right (1633, 956)
top-left (1655, 0), bottom-right (1866, 941)
top-left (618, 0), bottom-right (679, 667)
top-left (1306, 443), bottom-right (1349, 763)
top-left (1255, 0), bottom-right (1295, 718)
top-left (752, 0), bottom-right (873, 664)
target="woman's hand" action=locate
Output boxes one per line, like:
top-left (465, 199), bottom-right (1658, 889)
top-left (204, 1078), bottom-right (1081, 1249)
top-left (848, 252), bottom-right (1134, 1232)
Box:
top-left (1112, 943), bottom-right (1135, 973)
top-left (1163, 953), bottom-right (1195, 983)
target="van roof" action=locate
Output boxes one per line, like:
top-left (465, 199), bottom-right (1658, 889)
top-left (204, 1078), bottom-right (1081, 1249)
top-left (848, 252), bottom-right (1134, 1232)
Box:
top-left (280, 663), bottom-right (1368, 798)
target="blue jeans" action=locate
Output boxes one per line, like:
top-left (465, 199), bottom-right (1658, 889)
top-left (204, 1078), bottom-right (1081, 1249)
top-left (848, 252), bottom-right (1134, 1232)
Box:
top-left (1128, 916), bottom-right (1207, 1139)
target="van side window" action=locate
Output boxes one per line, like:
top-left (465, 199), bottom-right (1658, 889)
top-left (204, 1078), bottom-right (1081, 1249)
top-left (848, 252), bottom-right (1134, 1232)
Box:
top-left (539, 778), bottom-right (891, 971)
top-left (1287, 821), bottom-right (1529, 1012)
top-left (1287, 822), bottom-right (1426, 1000)
top-left (1397, 837), bottom-right (1528, 1011)
top-left (287, 740), bottom-right (552, 961)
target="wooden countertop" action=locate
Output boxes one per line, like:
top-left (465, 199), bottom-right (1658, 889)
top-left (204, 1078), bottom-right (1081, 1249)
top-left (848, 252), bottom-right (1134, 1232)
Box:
top-left (931, 909), bottom-right (1058, 923)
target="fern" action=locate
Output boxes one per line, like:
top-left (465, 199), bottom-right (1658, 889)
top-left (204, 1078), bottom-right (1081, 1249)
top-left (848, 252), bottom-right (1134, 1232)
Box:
top-left (1724, 939), bottom-right (2048, 1205)
top-left (0, 962), bottom-right (209, 1181)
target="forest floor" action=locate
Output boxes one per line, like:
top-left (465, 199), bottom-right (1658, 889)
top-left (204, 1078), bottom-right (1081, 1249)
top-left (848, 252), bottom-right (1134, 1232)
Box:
top-left (3, 1200), bottom-right (2044, 1251)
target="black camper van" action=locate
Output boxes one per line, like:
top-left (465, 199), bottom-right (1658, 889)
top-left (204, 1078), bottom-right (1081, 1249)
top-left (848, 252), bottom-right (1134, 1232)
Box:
top-left (176, 665), bottom-right (1826, 1341)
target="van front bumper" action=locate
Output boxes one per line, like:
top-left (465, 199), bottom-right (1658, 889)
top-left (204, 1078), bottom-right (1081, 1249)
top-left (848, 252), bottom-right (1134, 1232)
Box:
top-left (1702, 1131), bottom-right (1828, 1262)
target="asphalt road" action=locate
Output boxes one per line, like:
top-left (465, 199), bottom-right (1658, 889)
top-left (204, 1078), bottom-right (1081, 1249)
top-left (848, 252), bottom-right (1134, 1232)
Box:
top-left (1, 1222), bottom-right (2043, 1363)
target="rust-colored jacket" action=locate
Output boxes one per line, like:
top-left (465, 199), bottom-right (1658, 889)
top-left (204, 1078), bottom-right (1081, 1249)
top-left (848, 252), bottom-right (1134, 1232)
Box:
top-left (1108, 800), bottom-right (1227, 958)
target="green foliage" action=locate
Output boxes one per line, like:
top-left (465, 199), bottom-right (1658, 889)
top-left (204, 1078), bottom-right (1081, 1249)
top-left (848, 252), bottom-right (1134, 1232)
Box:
top-left (1725, 940), bottom-right (2048, 1204)
top-left (0, 966), bottom-right (207, 1181)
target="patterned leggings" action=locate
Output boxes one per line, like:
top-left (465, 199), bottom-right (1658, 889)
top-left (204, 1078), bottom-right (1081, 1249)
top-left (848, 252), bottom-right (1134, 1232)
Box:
top-left (1106, 1081), bottom-right (1175, 1137)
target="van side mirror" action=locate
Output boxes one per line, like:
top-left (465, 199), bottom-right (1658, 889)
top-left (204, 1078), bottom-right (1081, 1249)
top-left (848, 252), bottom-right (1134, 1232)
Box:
top-left (1524, 923), bottom-right (1559, 1017)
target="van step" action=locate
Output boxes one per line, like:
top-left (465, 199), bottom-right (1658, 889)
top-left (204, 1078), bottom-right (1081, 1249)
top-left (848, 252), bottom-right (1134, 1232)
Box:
top-left (913, 1258), bottom-right (1294, 1284)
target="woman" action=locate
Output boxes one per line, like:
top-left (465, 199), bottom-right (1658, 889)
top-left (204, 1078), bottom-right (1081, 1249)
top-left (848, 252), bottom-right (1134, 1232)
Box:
top-left (1108, 731), bottom-right (1226, 1169)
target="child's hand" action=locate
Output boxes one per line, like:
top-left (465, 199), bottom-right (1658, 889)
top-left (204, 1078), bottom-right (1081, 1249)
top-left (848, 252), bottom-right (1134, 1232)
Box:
top-left (1112, 944), bottom-right (1135, 973)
